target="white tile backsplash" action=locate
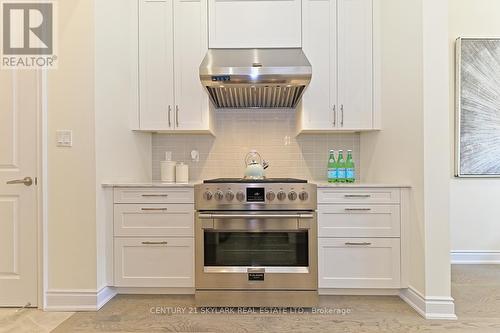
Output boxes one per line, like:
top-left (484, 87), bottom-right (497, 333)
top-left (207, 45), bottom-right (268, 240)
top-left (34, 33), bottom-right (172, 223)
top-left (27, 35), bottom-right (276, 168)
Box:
top-left (152, 110), bottom-right (360, 181)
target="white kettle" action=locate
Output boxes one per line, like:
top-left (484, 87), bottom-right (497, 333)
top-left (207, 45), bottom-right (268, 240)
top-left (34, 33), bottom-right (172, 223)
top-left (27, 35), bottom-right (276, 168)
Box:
top-left (244, 150), bottom-right (269, 179)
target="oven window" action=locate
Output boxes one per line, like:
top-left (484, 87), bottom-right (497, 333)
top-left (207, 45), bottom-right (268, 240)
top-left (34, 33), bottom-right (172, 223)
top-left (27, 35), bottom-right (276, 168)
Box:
top-left (204, 231), bottom-right (309, 267)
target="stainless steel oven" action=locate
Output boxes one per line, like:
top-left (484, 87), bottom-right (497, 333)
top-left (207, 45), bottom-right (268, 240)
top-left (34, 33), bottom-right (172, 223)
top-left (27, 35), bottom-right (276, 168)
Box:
top-left (195, 179), bottom-right (317, 307)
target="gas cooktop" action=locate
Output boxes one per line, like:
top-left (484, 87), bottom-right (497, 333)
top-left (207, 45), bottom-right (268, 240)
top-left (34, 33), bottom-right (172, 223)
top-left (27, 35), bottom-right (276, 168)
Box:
top-left (203, 178), bottom-right (308, 184)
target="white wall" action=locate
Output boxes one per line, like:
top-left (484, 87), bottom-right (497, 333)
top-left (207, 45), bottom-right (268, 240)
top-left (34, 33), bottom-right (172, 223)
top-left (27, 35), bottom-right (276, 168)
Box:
top-left (449, 0), bottom-right (500, 253)
top-left (360, 0), bottom-right (426, 294)
top-left (94, 0), bottom-right (152, 288)
top-left (48, 0), bottom-right (97, 290)
top-left (47, 0), bottom-right (152, 295)
top-left (361, 0), bottom-right (452, 303)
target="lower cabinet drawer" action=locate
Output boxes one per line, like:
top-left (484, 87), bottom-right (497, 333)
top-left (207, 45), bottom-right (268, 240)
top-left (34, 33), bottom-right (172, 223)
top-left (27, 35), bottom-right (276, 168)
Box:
top-left (318, 238), bottom-right (401, 289)
top-left (114, 204), bottom-right (194, 237)
top-left (114, 237), bottom-right (194, 288)
top-left (318, 204), bottom-right (400, 237)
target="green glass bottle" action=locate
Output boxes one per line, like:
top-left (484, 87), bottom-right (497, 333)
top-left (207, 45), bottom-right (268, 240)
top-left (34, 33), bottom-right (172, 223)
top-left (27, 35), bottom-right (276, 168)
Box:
top-left (345, 150), bottom-right (355, 183)
top-left (327, 150), bottom-right (337, 183)
top-left (337, 150), bottom-right (346, 183)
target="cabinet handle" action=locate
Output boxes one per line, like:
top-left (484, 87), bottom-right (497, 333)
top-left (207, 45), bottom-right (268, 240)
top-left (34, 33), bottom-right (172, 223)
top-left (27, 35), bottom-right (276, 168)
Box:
top-left (141, 241), bottom-right (168, 245)
top-left (168, 105), bottom-right (172, 127)
top-left (344, 194), bottom-right (371, 198)
top-left (345, 208), bottom-right (372, 212)
top-left (175, 105), bottom-right (179, 127)
top-left (141, 208), bottom-right (168, 211)
top-left (340, 104), bottom-right (344, 126)
top-left (345, 242), bottom-right (372, 246)
top-left (333, 105), bottom-right (336, 126)
top-left (141, 194), bottom-right (169, 197)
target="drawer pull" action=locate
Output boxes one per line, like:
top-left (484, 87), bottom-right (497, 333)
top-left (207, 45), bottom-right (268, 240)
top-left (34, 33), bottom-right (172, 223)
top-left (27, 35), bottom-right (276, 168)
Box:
top-left (344, 194), bottom-right (371, 198)
top-left (141, 194), bottom-right (169, 197)
top-left (141, 208), bottom-right (168, 211)
top-left (141, 241), bottom-right (168, 245)
top-left (345, 242), bottom-right (372, 246)
top-left (345, 208), bottom-right (372, 212)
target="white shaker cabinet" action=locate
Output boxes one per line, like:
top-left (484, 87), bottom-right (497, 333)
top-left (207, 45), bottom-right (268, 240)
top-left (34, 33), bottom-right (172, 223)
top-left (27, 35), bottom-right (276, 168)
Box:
top-left (138, 0), bottom-right (213, 133)
top-left (208, 0), bottom-right (302, 48)
top-left (337, 0), bottom-right (373, 129)
top-left (299, 0), bottom-right (375, 132)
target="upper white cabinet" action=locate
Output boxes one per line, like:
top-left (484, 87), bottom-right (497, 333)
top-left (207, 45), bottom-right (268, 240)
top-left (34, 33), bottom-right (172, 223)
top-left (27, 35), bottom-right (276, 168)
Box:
top-left (138, 0), bottom-right (212, 133)
top-left (208, 0), bottom-right (302, 48)
top-left (299, 0), bottom-right (375, 132)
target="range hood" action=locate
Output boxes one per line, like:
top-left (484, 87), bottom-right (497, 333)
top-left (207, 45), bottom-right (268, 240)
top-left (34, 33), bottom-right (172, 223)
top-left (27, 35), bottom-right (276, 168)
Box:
top-left (199, 48), bottom-right (312, 109)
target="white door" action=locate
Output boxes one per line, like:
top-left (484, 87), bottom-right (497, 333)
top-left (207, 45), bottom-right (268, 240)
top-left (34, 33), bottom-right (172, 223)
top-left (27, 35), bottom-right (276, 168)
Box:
top-left (0, 71), bottom-right (39, 306)
top-left (139, 0), bottom-right (175, 130)
top-left (337, 0), bottom-right (373, 129)
top-left (301, 0), bottom-right (337, 130)
top-left (173, 0), bottom-right (209, 131)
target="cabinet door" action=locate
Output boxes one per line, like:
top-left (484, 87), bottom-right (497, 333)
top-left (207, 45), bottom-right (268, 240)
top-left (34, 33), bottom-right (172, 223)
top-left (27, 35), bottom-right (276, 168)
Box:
top-left (318, 204), bottom-right (401, 237)
top-left (337, 0), bottom-right (373, 129)
top-left (139, 0), bottom-right (175, 130)
top-left (114, 204), bottom-right (194, 237)
top-left (114, 237), bottom-right (194, 287)
top-left (318, 238), bottom-right (400, 289)
top-left (208, 0), bottom-right (302, 48)
top-left (173, 0), bottom-right (209, 131)
top-left (301, 0), bottom-right (337, 130)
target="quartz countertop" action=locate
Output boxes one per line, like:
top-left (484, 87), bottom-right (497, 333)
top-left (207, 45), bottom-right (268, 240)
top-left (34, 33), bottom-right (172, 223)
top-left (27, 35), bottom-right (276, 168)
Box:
top-left (102, 181), bottom-right (410, 188)
top-left (313, 182), bottom-right (411, 188)
top-left (101, 182), bottom-right (200, 188)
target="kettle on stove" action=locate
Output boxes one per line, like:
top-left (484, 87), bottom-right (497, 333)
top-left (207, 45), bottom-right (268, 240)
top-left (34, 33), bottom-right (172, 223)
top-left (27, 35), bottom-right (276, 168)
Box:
top-left (244, 150), bottom-right (269, 179)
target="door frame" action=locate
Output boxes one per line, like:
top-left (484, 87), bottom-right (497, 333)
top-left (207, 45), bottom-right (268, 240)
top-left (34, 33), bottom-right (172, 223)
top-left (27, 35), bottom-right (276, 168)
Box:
top-left (37, 69), bottom-right (48, 309)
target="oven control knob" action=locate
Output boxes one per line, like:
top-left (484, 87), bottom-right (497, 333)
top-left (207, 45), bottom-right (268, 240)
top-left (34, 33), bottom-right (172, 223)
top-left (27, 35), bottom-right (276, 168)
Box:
top-left (214, 191), bottom-right (224, 201)
top-left (225, 191), bottom-right (235, 201)
top-left (266, 191), bottom-right (276, 201)
top-left (203, 191), bottom-right (213, 201)
top-left (277, 191), bottom-right (287, 201)
top-left (236, 191), bottom-right (245, 202)
top-left (299, 191), bottom-right (309, 201)
top-left (288, 191), bottom-right (298, 201)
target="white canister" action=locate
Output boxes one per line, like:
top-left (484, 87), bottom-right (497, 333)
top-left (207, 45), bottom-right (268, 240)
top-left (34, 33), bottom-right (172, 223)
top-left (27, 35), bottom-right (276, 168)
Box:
top-left (175, 163), bottom-right (189, 184)
top-left (161, 161), bottom-right (176, 183)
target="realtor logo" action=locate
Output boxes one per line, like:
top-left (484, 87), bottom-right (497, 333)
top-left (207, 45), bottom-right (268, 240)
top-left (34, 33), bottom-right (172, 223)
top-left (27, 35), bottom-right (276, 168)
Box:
top-left (1, 1), bottom-right (57, 69)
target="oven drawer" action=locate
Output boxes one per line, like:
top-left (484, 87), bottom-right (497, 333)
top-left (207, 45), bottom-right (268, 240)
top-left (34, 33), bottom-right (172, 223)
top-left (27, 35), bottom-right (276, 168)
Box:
top-left (114, 204), bottom-right (194, 237)
top-left (318, 205), bottom-right (400, 237)
top-left (317, 188), bottom-right (400, 204)
top-left (318, 238), bottom-right (401, 289)
top-left (114, 188), bottom-right (194, 204)
top-left (114, 237), bottom-right (194, 287)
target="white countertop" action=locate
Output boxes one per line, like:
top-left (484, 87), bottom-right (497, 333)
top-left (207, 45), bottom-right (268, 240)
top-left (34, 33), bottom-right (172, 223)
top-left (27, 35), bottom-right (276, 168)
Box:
top-left (101, 182), bottom-right (200, 188)
top-left (102, 181), bottom-right (410, 188)
top-left (313, 182), bottom-right (411, 188)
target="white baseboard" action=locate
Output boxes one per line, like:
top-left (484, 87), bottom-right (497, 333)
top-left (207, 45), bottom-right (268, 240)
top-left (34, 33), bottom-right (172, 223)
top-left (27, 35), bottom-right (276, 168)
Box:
top-left (319, 288), bottom-right (400, 296)
top-left (45, 286), bottom-right (117, 312)
top-left (115, 287), bottom-right (194, 295)
top-left (451, 251), bottom-right (500, 264)
top-left (399, 286), bottom-right (456, 320)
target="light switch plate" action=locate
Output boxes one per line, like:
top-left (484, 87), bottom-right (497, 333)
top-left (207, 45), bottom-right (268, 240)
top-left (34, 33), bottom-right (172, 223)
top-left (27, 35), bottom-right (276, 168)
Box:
top-left (56, 130), bottom-right (72, 147)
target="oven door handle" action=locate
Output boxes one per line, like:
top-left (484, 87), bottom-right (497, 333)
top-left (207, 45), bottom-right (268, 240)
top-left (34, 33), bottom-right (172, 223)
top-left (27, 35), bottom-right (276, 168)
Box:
top-left (198, 213), bottom-right (314, 219)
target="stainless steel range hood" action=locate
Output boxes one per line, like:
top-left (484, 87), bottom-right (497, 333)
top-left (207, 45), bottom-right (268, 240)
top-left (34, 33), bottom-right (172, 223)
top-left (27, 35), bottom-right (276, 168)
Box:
top-left (199, 48), bottom-right (312, 109)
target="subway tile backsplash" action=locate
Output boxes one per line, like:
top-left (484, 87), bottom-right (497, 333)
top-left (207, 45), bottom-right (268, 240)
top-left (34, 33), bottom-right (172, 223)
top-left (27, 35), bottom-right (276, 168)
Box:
top-left (152, 111), bottom-right (360, 181)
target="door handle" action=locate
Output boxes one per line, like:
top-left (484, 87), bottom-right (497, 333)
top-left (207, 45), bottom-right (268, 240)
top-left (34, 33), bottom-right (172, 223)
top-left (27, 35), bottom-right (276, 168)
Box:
top-left (345, 242), bottom-right (372, 246)
top-left (340, 104), bottom-right (344, 126)
top-left (333, 105), bottom-right (336, 126)
top-left (141, 241), bottom-right (168, 245)
top-left (168, 105), bottom-right (172, 127)
top-left (6, 177), bottom-right (33, 186)
top-left (175, 105), bottom-right (179, 127)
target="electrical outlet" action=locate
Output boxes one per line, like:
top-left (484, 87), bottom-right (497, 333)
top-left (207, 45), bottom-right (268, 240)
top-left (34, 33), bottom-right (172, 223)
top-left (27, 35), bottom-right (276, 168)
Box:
top-left (56, 130), bottom-right (72, 147)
